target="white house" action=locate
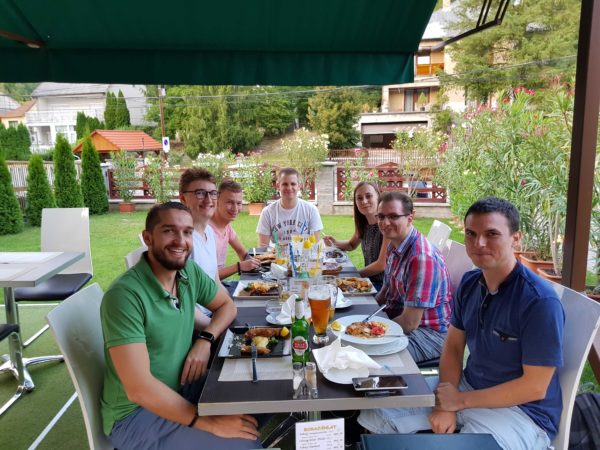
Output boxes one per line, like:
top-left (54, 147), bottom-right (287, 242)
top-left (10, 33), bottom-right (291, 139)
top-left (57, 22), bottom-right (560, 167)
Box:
top-left (26, 83), bottom-right (148, 153)
top-left (358, 1), bottom-right (466, 148)
top-left (0, 92), bottom-right (21, 113)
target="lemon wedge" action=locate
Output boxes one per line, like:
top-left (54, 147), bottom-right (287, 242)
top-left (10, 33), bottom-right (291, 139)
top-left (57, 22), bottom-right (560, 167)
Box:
top-left (280, 326), bottom-right (290, 338)
top-left (331, 320), bottom-right (342, 331)
top-left (309, 235), bottom-right (317, 244)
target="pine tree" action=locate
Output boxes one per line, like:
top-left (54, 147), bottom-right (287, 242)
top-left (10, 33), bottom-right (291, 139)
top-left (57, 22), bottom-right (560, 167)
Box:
top-left (81, 136), bottom-right (108, 214)
top-left (115, 90), bottom-right (131, 127)
top-left (104, 92), bottom-right (115, 129)
top-left (25, 154), bottom-right (55, 226)
top-left (0, 157), bottom-right (24, 234)
top-left (76, 112), bottom-right (88, 140)
top-left (53, 134), bottom-right (83, 207)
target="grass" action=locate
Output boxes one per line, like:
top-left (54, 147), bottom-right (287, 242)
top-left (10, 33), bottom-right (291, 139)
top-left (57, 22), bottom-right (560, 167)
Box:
top-left (0, 211), bottom-right (597, 449)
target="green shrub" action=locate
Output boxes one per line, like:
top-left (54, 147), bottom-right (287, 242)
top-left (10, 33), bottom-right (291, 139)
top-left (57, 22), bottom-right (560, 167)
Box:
top-left (81, 136), bottom-right (108, 214)
top-left (0, 157), bottom-right (24, 234)
top-left (53, 134), bottom-right (83, 207)
top-left (25, 154), bottom-right (56, 226)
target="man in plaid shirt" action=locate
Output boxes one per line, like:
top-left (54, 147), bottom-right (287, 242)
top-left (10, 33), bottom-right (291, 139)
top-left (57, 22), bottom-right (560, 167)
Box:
top-left (375, 192), bottom-right (452, 363)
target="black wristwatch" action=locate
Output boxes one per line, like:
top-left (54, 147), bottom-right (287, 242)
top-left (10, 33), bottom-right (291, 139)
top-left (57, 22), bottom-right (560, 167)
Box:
top-left (198, 330), bottom-right (215, 344)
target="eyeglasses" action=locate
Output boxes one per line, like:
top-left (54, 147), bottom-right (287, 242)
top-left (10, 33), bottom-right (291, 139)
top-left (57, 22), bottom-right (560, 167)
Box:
top-left (182, 189), bottom-right (218, 200)
top-left (375, 213), bottom-right (410, 222)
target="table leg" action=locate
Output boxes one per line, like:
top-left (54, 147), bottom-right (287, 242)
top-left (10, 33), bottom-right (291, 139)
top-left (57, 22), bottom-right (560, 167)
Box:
top-left (0, 287), bottom-right (63, 415)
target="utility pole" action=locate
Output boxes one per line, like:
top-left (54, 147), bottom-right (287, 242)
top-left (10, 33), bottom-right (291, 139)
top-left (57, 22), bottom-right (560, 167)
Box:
top-left (158, 85), bottom-right (166, 159)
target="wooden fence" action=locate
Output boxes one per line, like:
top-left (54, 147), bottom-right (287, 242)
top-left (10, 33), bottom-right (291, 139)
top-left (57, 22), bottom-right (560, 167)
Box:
top-left (328, 147), bottom-right (438, 167)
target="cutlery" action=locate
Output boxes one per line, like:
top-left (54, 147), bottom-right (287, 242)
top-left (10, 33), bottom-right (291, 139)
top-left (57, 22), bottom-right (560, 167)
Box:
top-left (251, 343), bottom-right (258, 383)
top-left (361, 304), bottom-right (386, 323)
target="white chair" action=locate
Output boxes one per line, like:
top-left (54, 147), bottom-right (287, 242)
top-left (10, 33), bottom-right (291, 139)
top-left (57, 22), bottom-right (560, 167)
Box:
top-left (549, 282), bottom-right (600, 450)
top-left (124, 246), bottom-right (147, 269)
top-left (46, 283), bottom-right (113, 450)
top-left (427, 220), bottom-right (451, 251)
top-left (15, 208), bottom-right (93, 347)
top-left (444, 240), bottom-right (474, 297)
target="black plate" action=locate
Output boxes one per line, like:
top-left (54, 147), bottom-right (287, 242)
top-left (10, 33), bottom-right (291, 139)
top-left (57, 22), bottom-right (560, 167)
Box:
top-left (325, 249), bottom-right (348, 263)
top-left (222, 326), bottom-right (289, 358)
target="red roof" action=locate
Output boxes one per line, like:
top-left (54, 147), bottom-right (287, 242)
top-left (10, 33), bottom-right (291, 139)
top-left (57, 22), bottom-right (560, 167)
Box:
top-left (73, 129), bottom-right (162, 153)
top-left (0, 100), bottom-right (36, 119)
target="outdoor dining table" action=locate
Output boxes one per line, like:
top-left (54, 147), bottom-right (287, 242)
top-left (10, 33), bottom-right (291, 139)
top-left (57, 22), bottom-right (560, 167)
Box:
top-left (197, 258), bottom-right (435, 416)
top-left (0, 251), bottom-right (83, 414)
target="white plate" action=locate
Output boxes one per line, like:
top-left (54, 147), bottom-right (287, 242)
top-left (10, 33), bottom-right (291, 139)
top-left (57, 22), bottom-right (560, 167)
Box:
top-left (336, 277), bottom-right (377, 296)
top-left (232, 281), bottom-right (280, 300)
top-left (335, 295), bottom-right (352, 309)
top-left (351, 336), bottom-right (409, 355)
top-left (321, 366), bottom-right (369, 385)
top-left (265, 314), bottom-right (291, 326)
top-left (332, 315), bottom-right (404, 346)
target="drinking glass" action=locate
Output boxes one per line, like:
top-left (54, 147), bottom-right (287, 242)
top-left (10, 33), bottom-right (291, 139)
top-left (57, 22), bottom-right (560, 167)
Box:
top-left (308, 284), bottom-right (331, 345)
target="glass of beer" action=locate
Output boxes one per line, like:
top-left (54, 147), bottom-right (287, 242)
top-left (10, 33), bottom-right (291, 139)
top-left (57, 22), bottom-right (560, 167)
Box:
top-left (308, 284), bottom-right (331, 345)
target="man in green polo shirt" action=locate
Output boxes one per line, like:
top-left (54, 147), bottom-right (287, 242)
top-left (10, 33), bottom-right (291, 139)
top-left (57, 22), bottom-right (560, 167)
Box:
top-left (101, 202), bottom-right (262, 449)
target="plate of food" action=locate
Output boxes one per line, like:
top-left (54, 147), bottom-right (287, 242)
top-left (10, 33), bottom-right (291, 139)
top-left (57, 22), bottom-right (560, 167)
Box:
top-left (325, 248), bottom-right (348, 264)
top-left (218, 326), bottom-right (291, 358)
top-left (322, 261), bottom-right (343, 276)
top-left (233, 281), bottom-right (281, 299)
top-left (331, 315), bottom-right (404, 346)
top-left (335, 277), bottom-right (377, 296)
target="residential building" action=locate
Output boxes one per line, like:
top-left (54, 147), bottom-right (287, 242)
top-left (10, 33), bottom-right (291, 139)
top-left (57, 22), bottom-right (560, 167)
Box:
top-left (26, 83), bottom-right (148, 153)
top-left (359, 2), bottom-right (466, 148)
top-left (0, 100), bottom-right (36, 129)
top-left (0, 92), bottom-right (20, 113)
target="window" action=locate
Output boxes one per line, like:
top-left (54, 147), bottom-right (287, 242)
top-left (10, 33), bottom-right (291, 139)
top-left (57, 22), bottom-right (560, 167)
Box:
top-left (8, 120), bottom-right (18, 128)
top-left (404, 88), bottom-right (430, 112)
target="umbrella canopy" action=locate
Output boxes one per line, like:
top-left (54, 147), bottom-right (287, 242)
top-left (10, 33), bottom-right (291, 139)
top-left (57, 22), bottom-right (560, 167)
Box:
top-left (0, 0), bottom-right (437, 86)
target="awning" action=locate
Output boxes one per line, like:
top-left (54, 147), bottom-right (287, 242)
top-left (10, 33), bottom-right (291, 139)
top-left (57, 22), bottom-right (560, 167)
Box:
top-left (0, 0), bottom-right (437, 86)
top-left (361, 122), bottom-right (427, 134)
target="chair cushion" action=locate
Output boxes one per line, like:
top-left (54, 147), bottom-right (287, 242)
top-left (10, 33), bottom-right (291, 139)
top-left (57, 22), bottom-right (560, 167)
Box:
top-left (0, 323), bottom-right (19, 341)
top-left (14, 273), bottom-right (92, 301)
top-left (417, 357), bottom-right (440, 368)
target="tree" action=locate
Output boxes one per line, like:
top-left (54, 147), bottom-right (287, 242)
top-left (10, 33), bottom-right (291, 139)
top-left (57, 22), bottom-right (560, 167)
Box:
top-left (76, 112), bottom-right (104, 139)
top-left (442, 0), bottom-right (580, 101)
top-left (0, 157), bottom-right (24, 234)
top-left (104, 91), bottom-right (116, 129)
top-left (281, 128), bottom-right (329, 197)
top-left (307, 89), bottom-right (361, 149)
top-left (25, 154), bottom-right (55, 226)
top-left (53, 134), bottom-right (83, 207)
top-left (0, 123), bottom-right (31, 160)
top-left (81, 136), bottom-right (109, 214)
top-left (252, 86), bottom-right (296, 136)
top-left (115, 90), bottom-right (131, 128)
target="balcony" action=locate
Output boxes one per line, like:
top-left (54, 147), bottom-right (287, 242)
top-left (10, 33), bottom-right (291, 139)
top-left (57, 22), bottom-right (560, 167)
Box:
top-left (26, 108), bottom-right (104, 126)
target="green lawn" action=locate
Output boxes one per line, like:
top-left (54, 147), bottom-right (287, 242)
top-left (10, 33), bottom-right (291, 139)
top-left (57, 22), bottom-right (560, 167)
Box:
top-left (0, 211), bottom-right (597, 449)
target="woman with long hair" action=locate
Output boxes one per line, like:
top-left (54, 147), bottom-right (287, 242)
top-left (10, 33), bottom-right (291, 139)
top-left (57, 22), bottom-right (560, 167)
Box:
top-left (323, 181), bottom-right (388, 291)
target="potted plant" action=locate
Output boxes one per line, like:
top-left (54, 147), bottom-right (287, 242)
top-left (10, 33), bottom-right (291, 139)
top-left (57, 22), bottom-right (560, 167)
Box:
top-left (110, 150), bottom-right (137, 212)
top-left (416, 91), bottom-right (428, 111)
top-left (236, 153), bottom-right (275, 215)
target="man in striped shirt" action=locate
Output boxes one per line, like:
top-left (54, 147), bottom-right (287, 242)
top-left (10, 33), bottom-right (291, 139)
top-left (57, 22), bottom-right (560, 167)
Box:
top-left (375, 191), bottom-right (452, 363)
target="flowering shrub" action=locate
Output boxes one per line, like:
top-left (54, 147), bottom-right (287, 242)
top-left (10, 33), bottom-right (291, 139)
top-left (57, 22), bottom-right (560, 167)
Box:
top-left (234, 152), bottom-right (275, 203)
top-left (437, 84), bottom-right (577, 273)
top-left (143, 154), bottom-right (178, 203)
top-left (341, 150), bottom-right (379, 200)
top-left (194, 151), bottom-right (235, 185)
top-left (281, 128), bottom-right (329, 197)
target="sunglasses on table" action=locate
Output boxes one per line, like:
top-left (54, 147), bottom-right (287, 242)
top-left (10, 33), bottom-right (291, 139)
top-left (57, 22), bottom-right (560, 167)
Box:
top-left (182, 189), bottom-right (219, 200)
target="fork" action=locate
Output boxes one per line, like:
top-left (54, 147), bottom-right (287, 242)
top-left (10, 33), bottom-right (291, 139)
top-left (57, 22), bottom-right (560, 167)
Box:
top-left (251, 343), bottom-right (258, 383)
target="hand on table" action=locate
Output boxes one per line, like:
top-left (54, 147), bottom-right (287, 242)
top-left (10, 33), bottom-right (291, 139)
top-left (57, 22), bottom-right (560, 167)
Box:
top-left (180, 339), bottom-right (211, 385)
top-left (199, 414), bottom-right (259, 440)
top-left (434, 382), bottom-right (463, 412)
top-left (429, 409), bottom-right (457, 434)
top-left (240, 258), bottom-right (260, 272)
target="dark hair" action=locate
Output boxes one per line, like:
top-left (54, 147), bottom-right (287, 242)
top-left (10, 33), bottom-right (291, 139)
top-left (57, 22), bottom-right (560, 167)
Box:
top-left (278, 167), bottom-right (300, 180)
top-left (218, 179), bottom-right (242, 194)
top-left (464, 197), bottom-right (520, 233)
top-left (179, 167), bottom-right (216, 193)
top-left (379, 191), bottom-right (414, 215)
top-left (145, 201), bottom-right (192, 232)
top-left (353, 181), bottom-right (381, 239)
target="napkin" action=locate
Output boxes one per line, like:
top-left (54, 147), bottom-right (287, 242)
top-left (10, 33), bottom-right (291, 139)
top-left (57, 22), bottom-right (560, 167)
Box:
top-left (275, 294), bottom-right (312, 323)
top-left (313, 338), bottom-right (381, 373)
top-left (270, 262), bottom-right (287, 279)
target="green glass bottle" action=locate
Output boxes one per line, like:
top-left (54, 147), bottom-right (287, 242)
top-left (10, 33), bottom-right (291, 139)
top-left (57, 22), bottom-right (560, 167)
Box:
top-left (291, 296), bottom-right (309, 365)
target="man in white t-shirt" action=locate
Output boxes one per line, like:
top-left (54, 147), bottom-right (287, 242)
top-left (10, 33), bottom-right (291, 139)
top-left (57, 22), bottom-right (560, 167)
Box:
top-left (256, 168), bottom-right (323, 247)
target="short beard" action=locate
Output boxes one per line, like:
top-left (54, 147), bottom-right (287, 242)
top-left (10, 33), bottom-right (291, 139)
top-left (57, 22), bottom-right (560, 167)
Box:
top-left (151, 248), bottom-right (190, 271)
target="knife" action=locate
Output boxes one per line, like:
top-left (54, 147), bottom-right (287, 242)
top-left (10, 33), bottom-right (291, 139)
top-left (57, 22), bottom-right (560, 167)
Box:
top-left (361, 304), bottom-right (387, 323)
top-left (251, 343), bottom-right (258, 383)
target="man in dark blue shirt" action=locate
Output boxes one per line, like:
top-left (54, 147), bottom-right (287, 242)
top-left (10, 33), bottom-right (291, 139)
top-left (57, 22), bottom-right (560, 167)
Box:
top-left (359, 197), bottom-right (564, 450)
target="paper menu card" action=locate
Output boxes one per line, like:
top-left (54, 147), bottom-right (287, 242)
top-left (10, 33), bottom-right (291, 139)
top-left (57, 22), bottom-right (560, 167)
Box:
top-left (296, 418), bottom-right (344, 450)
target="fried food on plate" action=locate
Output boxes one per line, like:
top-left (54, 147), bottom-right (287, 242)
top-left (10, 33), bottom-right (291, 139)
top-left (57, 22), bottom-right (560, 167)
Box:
top-left (345, 321), bottom-right (389, 338)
